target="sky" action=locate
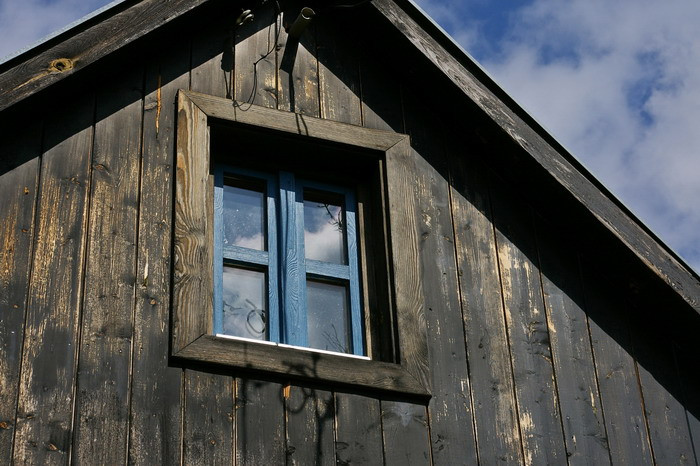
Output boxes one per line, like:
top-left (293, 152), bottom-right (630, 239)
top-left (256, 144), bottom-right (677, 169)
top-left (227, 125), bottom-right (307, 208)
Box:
top-left (1, 0), bottom-right (699, 272)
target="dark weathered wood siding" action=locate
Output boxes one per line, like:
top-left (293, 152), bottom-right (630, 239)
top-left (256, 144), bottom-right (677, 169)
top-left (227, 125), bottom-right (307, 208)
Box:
top-left (1, 3), bottom-right (698, 464)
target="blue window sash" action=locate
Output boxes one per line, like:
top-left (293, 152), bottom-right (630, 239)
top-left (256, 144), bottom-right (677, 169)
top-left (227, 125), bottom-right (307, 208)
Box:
top-left (294, 178), bottom-right (364, 355)
top-left (213, 166), bottom-right (279, 342)
top-left (214, 165), bottom-right (364, 356)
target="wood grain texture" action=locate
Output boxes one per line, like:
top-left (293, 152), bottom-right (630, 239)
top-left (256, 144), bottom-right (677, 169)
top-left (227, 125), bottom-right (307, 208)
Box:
top-left (234, 2), bottom-right (278, 108)
top-left (13, 93), bottom-right (94, 465)
top-left (0, 0), bottom-right (209, 112)
top-left (183, 370), bottom-right (234, 465)
top-left (335, 394), bottom-right (383, 465)
top-left (191, 15), bottom-right (233, 100)
top-left (173, 91), bottom-right (211, 352)
top-left (358, 38), bottom-right (404, 133)
top-left (181, 38), bottom-right (236, 466)
top-left (72, 64), bottom-right (143, 465)
top-left (0, 115), bottom-right (41, 463)
top-left (286, 387), bottom-right (335, 465)
top-left (636, 347), bottom-right (695, 465)
top-left (449, 153), bottom-right (523, 464)
top-left (674, 330), bottom-right (700, 465)
top-left (489, 182), bottom-right (566, 465)
top-left (176, 335), bottom-right (428, 396)
top-left (381, 401), bottom-right (431, 465)
top-left (184, 90), bottom-right (405, 151)
top-left (316, 17), bottom-right (362, 126)
top-left (630, 293), bottom-right (696, 465)
top-left (127, 38), bottom-right (190, 466)
top-left (535, 216), bottom-right (610, 465)
top-left (402, 95), bottom-right (476, 465)
top-left (236, 379), bottom-right (285, 465)
top-left (372, 0), bottom-right (700, 316)
top-left (384, 137), bottom-right (430, 392)
top-left (277, 10), bottom-right (320, 116)
top-left (580, 260), bottom-right (653, 465)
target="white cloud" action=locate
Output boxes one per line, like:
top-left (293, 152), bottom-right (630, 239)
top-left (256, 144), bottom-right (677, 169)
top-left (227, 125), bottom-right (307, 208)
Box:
top-left (418, 0), bottom-right (700, 272)
top-left (304, 221), bottom-right (345, 264)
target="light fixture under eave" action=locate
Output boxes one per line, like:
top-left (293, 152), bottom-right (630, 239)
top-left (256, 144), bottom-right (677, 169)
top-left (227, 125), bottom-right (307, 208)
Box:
top-left (287, 7), bottom-right (316, 39)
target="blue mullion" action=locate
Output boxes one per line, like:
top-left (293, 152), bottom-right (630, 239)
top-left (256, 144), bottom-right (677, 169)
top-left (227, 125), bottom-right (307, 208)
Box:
top-left (266, 176), bottom-right (280, 343)
top-left (305, 260), bottom-right (350, 281)
top-left (222, 245), bottom-right (268, 266)
top-left (280, 171), bottom-right (306, 347)
top-left (345, 189), bottom-right (364, 356)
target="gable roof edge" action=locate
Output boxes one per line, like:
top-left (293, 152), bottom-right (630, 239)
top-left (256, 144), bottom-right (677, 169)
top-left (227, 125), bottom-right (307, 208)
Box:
top-left (0, 0), bottom-right (210, 112)
top-left (373, 0), bottom-right (700, 314)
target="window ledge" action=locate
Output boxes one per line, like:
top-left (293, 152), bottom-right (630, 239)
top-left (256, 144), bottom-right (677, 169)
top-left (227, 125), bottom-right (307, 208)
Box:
top-left (175, 334), bottom-right (429, 398)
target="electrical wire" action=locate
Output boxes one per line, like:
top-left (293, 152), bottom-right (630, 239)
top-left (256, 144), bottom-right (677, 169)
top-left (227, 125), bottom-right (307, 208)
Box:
top-left (238, 0), bottom-right (282, 108)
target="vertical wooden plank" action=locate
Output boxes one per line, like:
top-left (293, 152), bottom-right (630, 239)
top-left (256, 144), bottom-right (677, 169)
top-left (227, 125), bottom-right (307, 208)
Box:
top-left (359, 46), bottom-right (403, 133)
top-left (13, 93), bottom-right (94, 465)
top-left (535, 215), bottom-right (610, 465)
top-left (127, 37), bottom-right (190, 466)
top-left (277, 9), bottom-right (320, 116)
top-left (0, 114), bottom-right (41, 463)
top-left (316, 17), bottom-right (362, 125)
top-left (381, 401), bottom-right (431, 465)
top-left (400, 93), bottom-right (476, 464)
top-left (286, 387), bottom-right (335, 465)
top-left (235, 380), bottom-right (285, 464)
top-left (191, 16), bottom-right (233, 100)
top-left (234, 2), bottom-right (278, 108)
top-left (173, 92), bottom-right (211, 351)
top-left (335, 394), bottom-right (384, 465)
top-left (450, 153), bottom-right (523, 464)
top-left (183, 369), bottom-right (234, 464)
top-left (72, 64), bottom-right (144, 465)
top-left (489, 184), bottom-right (566, 465)
top-left (630, 290), bottom-right (696, 465)
top-left (674, 333), bottom-right (700, 465)
top-left (180, 21), bottom-right (236, 466)
top-left (580, 261), bottom-right (654, 464)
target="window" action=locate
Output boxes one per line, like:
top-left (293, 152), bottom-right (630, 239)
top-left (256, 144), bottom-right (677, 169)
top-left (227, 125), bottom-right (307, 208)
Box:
top-left (213, 167), bottom-right (364, 355)
top-left (173, 90), bottom-right (430, 397)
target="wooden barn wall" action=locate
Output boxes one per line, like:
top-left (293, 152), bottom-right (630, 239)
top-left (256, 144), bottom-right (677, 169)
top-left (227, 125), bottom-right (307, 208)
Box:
top-left (1, 2), bottom-right (699, 464)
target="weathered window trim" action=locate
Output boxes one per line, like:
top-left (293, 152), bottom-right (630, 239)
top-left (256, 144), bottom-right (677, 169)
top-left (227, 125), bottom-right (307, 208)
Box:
top-left (173, 90), bottom-right (430, 398)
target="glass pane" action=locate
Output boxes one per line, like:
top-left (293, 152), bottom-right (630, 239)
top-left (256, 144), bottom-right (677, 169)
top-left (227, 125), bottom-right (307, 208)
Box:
top-left (306, 280), bottom-right (351, 353)
top-left (223, 179), bottom-right (265, 250)
top-left (303, 191), bottom-right (346, 264)
top-left (222, 266), bottom-right (267, 340)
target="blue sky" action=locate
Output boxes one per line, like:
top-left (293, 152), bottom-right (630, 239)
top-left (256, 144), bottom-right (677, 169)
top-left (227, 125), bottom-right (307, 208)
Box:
top-left (2, 0), bottom-right (699, 272)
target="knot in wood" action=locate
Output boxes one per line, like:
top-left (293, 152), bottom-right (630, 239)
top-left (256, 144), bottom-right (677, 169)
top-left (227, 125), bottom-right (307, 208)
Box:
top-left (49, 58), bottom-right (74, 73)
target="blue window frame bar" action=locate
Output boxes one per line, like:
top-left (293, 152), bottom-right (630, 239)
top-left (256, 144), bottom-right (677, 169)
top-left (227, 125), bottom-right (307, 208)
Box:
top-left (213, 165), bottom-right (364, 356)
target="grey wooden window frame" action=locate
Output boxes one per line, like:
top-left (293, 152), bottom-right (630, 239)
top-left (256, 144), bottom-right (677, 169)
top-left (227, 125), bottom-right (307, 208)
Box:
top-left (173, 90), bottom-right (430, 398)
